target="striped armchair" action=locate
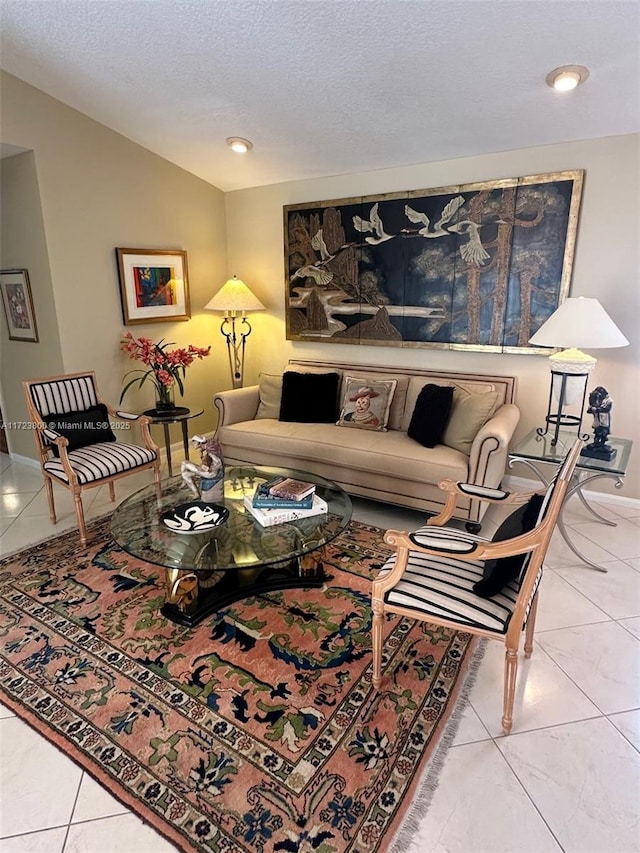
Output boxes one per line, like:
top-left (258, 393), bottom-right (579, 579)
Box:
top-left (23, 371), bottom-right (162, 546)
top-left (371, 439), bottom-right (582, 735)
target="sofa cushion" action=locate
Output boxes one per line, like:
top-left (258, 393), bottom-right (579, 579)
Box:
top-left (356, 372), bottom-right (408, 431)
top-left (441, 388), bottom-right (500, 455)
top-left (256, 373), bottom-right (282, 419)
top-left (218, 420), bottom-right (468, 484)
top-left (285, 368), bottom-right (408, 431)
top-left (402, 376), bottom-right (500, 432)
top-left (258, 367), bottom-right (345, 420)
top-left (279, 371), bottom-right (340, 423)
top-left (408, 384), bottom-right (455, 448)
top-left (337, 375), bottom-right (397, 431)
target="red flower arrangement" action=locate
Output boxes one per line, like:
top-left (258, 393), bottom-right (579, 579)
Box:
top-left (119, 332), bottom-right (211, 408)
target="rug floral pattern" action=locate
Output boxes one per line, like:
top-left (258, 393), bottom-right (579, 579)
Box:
top-left (0, 519), bottom-right (473, 852)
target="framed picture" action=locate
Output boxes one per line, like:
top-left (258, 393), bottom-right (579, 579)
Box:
top-left (283, 170), bottom-right (584, 354)
top-left (0, 269), bottom-right (39, 342)
top-left (116, 248), bottom-right (191, 325)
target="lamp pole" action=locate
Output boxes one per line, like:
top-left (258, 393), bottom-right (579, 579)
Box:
top-left (220, 312), bottom-right (253, 389)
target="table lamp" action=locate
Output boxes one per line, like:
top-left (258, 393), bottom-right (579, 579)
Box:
top-left (528, 297), bottom-right (629, 446)
top-left (205, 276), bottom-right (265, 388)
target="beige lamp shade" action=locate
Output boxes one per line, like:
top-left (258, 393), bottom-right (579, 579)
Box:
top-left (528, 297), bottom-right (629, 350)
top-left (204, 275), bottom-right (266, 316)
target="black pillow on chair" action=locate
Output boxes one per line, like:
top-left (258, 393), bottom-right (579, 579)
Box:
top-left (46, 404), bottom-right (117, 456)
top-left (473, 493), bottom-right (544, 598)
top-left (408, 384), bottom-right (455, 448)
top-left (279, 372), bottom-right (340, 423)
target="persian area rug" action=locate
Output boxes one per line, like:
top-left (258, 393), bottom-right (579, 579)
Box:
top-left (0, 518), bottom-right (479, 853)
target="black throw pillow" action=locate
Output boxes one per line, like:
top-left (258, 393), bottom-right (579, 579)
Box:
top-left (46, 404), bottom-right (117, 456)
top-left (408, 384), bottom-right (455, 448)
top-left (278, 371), bottom-right (341, 423)
top-left (472, 493), bottom-right (544, 598)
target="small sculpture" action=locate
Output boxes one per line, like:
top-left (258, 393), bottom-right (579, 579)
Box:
top-left (581, 386), bottom-right (616, 460)
top-left (181, 435), bottom-right (225, 502)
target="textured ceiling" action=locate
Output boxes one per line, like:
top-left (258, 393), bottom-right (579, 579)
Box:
top-left (1, 0), bottom-right (639, 192)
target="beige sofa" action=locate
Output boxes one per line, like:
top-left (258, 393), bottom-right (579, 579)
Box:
top-left (213, 359), bottom-right (520, 527)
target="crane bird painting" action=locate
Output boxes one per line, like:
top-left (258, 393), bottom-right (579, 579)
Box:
top-left (290, 264), bottom-right (334, 286)
top-left (352, 203), bottom-right (395, 245)
top-left (284, 170), bottom-right (584, 352)
top-left (403, 195), bottom-right (465, 238)
top-left (310, 228), bottom-right (334, 263)
top-left (448, 220), bottom-right (491, 266)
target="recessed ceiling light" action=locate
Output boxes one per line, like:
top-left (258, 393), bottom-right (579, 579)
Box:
top-left (226, 137), bottom-right (253, 154)
top-left (546, 65), bottom-right (590, 92)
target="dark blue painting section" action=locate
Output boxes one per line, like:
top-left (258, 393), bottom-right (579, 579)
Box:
top-left (285, 173), bottom-right (582, 351)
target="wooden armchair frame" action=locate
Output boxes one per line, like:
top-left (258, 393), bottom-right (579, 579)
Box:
top-left (372, 439), bottom-right (583, 734)
top-left (23, 371), bottom-right (162, 546)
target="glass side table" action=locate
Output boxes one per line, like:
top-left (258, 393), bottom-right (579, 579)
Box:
top-left (141, 406), bottom-right (204, 477)
top-left (508, 429), bottom-right (633, 572)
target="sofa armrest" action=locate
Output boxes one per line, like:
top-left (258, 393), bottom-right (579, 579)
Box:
top-left (213, 385), bottom-right (260, 432)
top-left (468, 403), bottom-right (521, 489)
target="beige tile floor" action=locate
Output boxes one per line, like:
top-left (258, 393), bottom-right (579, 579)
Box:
top-left (1, 450), bottom-right (639, 853)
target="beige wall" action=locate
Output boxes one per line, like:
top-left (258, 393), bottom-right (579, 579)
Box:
top-left (0, 150), bottom-right (64, 457)
top-left (0, 71), bottom-right (228, 450)
top-left (225, 134), bottom-right (640, 499)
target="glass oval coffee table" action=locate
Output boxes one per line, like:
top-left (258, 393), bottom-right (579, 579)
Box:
top-left (111, 465), bottom-right (352, 626)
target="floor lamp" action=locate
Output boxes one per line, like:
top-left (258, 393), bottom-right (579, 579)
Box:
top-left (528, 297), bottom-right (629, 447)
top-left (205, 276), bottom-right (265, 388)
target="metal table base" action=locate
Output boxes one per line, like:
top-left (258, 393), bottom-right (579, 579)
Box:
top-left (508, 457), bottom-right (623, 572)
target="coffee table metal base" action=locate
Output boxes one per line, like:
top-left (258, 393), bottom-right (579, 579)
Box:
top-left (162, 553), bottom-right (329, 627)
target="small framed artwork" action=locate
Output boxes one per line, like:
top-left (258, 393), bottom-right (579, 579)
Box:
top-left (0, 269), bottom-right (39, 342)
top-left (116, 248), bottom-right (191, 325)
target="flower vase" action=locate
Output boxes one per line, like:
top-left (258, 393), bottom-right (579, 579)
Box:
top-left (155, 384), bottom-right (176, 413)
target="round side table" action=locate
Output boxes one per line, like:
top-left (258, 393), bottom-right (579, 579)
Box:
top-left (141, 406), bottom-right (204, 477)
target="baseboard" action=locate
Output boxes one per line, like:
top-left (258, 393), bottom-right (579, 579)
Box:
top-left (9, 452), bottom-right (40, 470)
top-left (502, 473), bottom-right (640, 512)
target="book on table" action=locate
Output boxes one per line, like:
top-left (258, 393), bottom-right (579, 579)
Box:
top-left (251, 479), bottom-right (314, 509)
top-left (267, 477), bottom-right (316, 501)
top-left (243, 493), bottom-right (328, 527)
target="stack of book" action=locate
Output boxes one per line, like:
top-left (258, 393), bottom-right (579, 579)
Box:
top-left (243, 477), bottom-right (328, 527)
